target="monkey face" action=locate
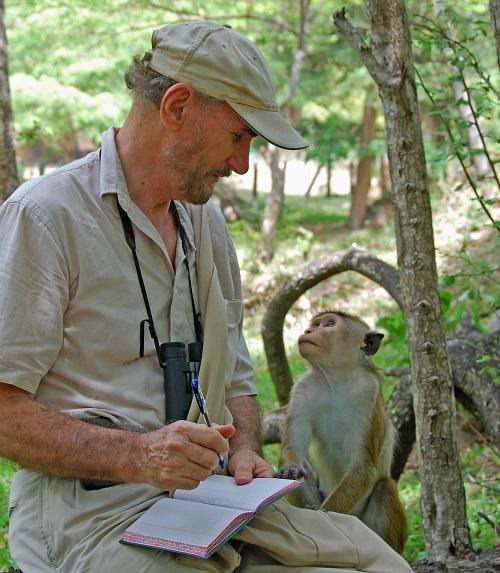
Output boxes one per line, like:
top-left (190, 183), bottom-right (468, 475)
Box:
top-left (298, 312), bottom-right (344, 360)
top-left (298, 311), bottom-right (384, 367)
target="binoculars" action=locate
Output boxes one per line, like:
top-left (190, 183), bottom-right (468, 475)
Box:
top-left (161, 341), bottom-right (202, 422)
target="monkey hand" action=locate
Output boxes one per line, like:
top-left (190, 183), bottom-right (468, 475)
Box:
top-left (275, 464), bottom-right (305, 480)
top-left (135, 420), bottom-right (235, 491)
top-left (276, 461), bottom-right (322, 509)
top-left (276, 459), bottom-right (317, 481)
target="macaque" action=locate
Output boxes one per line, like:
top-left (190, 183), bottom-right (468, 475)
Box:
top-left (277, 310), bottom-right (408, 554)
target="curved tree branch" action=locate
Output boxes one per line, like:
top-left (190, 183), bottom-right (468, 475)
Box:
top-left (261, 246), bottom-right (402, 405)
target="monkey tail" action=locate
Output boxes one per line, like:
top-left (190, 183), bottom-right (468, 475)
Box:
top-left (361, 477), bottom-right (408, 554)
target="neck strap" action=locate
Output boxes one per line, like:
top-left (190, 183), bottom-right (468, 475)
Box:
top-left (116, 199), bottom-right (202, 366)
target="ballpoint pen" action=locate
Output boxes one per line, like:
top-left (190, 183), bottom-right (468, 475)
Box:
top-left (191, 379), bottom-right (225, 470)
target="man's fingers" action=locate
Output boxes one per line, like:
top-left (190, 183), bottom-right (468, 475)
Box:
top-left (213, 423), bottom-right (236, 439)
top-left (186, 423), bottom-right (231, 455)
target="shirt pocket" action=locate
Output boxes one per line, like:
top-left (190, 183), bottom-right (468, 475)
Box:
top-left (225, 299), bottom-right (243, 328)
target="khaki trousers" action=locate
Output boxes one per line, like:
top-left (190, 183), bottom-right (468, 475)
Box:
top-left (9, 470), bottom-right (413, 573)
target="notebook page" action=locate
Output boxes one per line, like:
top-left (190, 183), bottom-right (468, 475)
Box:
top-left (174, 474), bottom-right (298, 512)
top-left (123, 498), bottom-right (249, 549)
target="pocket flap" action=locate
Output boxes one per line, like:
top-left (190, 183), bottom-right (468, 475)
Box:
top-left (224, 299), bottom-right (243, 328)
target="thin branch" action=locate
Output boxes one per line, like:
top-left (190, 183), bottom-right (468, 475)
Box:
top-left (332, 8), bottom-right (385, 85)
top-left (415, 66), bottom-right (499, 232)
top-left (281, 0), bottom-right (311, 110)
top-left (413, 15), bottom-right (500, 98)
top-left (144, 1), bottom-right (298, 35)
top-left (476, 512), bottom-right (500, 534)
top-left (458, 412), bottom-right (500, 458)
top-left (458, 67), bottom-right (500, 189)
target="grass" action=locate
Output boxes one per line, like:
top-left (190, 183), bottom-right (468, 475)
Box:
top-left (0, 459), bottom-right (17, 571)
top-left (0, 187), bottom-right (498, 567)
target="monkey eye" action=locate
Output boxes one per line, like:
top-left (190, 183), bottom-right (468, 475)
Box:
top-left (325, 319), bottom-right (336, 327)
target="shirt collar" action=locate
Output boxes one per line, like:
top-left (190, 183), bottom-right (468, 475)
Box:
top-left (98, 127), bottom-right (196, 252)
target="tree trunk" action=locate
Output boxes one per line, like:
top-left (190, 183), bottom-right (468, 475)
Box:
top-left (305, 163), bottom-right (322, 197)
top-left (326, 160), bottom-right (332, 196)
top-left (350, 89), bottom-right (378, 230)
top-left (333, 1), bottom-right (472, 560)
top-left (491, 0), bottom-right (500, 69)
top-left (260, 0), bottom-right (313, 261)
top-left (380, 153), bottom-right (391, 196)
top-left (252, 161), bottom-right (259, 212)
top-left (0, 0), bottom-right (19, 203)
top-left (261, 147), bottom-right (286, 261)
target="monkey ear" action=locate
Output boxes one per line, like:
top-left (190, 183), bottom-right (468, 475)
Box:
top-left (362, 331), bottom-right (384, 356)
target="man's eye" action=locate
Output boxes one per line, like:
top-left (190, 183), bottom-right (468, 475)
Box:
top-left (232, 132), bottom-right (243, 142)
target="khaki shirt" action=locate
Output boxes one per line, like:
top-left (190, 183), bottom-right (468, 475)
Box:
top-left (0, 128), bottom-right (256, 430)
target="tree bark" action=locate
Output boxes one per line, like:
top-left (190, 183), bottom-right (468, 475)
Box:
top-left (0, 0), bottom-right (19, 203)
top-left (350, 89), bottom-right (378, 229)
top-left (334, 3), bottom-right (472, 559)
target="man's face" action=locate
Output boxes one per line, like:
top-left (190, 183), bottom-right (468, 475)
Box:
top-left (166, 101), bottom-right (256, 205)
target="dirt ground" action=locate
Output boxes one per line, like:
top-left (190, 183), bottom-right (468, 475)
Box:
top-left (412, 546), bottom-right (500, 573)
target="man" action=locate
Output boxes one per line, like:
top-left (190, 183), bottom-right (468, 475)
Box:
top-left (1, 21), bottom-right (413, 573)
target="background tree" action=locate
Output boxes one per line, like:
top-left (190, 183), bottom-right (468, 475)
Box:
top-left (333, 0), bottom-right (472, 563)
top-left (349, 85), bottom-right (379, 230)
top-left (0, 0), bottom-right (18, 202)
top-left (259, 0), bottom-right (316, 261)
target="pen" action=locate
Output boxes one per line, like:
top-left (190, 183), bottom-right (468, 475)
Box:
top-left (191, 379), bottom-right (225, 470)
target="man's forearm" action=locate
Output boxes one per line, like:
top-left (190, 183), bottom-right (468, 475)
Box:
top-left (0, 383), bottom-right (233, 491)
top-left (0, 383), bottom-right (142, 482)
top-left (226, 395), bottom-right (263, 457)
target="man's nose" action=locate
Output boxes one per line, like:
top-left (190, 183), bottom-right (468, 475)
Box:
top-left (228, 139), bottom-right (252, 175)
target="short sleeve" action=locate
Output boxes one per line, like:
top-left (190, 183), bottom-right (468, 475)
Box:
top-left (0, 199), bottom-right (69, 393)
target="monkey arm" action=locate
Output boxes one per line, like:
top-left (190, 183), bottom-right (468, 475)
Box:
top-left (321, 402), bottom-right (387, 514)
top-left (320, 459), bottom-right (379, 513)
top-left (277, 395), bottom-right (323, 508)
top-left (278, 379), bottom-right (313, 469)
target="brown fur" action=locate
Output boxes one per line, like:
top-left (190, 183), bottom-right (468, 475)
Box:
top-left (278, 311), bottom-right (408, 553)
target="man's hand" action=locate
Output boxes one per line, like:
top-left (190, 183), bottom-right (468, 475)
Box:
top-left (136, 421), bottom-right (235, 491)
top-left (226, 395), bottom-right (274, 485)
top-left (228, 447), bottom-right (274, 485)
top-left (0, 383), bottom-right (237, 491)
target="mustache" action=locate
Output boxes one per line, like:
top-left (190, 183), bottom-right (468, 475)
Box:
top-left (208, 167), bottom-right (232, 178)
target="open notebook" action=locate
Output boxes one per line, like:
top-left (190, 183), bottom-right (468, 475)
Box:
top-left (121, 474), bottom-right (300, 558)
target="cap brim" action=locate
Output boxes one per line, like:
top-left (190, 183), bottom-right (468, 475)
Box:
top-left (227, 102), bottom-right (309, 150)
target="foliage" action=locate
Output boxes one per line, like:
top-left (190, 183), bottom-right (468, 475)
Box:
top-left (411, 2), bottom-right (500, 232)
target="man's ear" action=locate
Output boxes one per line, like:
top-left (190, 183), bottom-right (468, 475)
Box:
top-left (159, 83), bottom-right (196, 129)
top-left (362, 331), bottom-right (384, 356)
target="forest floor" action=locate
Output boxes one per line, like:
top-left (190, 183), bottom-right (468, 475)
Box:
top-left (413, 545), bottom-right (500, 572)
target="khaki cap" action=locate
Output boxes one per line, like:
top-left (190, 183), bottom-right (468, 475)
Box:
top-left (144, 21), bottom-right (309, 150)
